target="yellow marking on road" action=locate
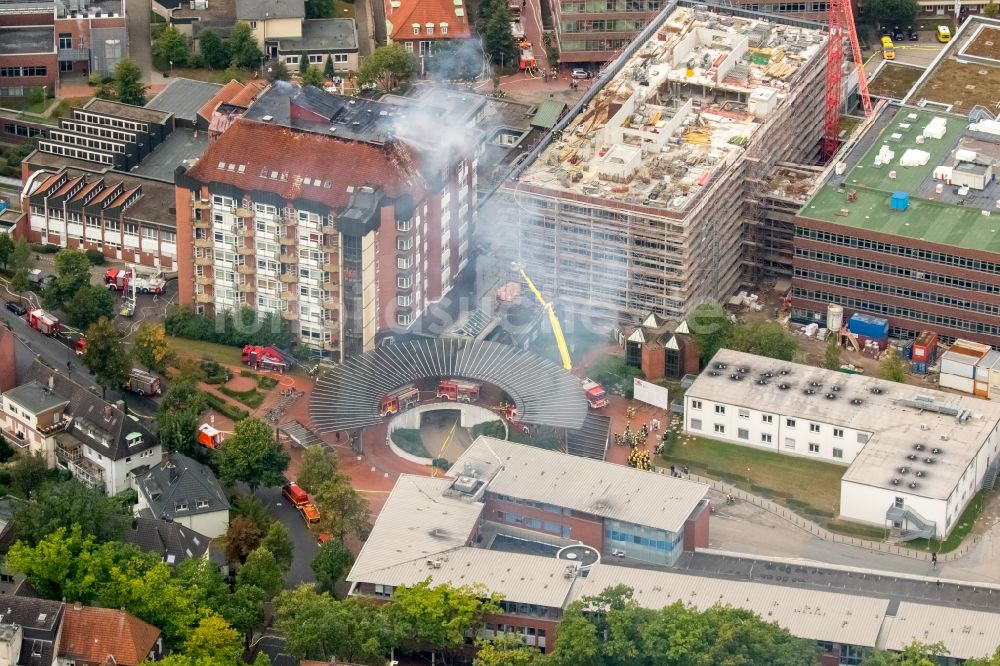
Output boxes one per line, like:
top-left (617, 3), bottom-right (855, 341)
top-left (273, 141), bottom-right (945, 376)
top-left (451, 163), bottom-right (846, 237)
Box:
top-left (356, 489), bottom-right (391, 494)
top-left (436, 415), bottom-right (460, 459)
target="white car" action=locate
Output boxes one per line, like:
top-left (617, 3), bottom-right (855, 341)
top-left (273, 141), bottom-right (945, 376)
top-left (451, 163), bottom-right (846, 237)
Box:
top-left (571, 68), bottom-right (589, 79)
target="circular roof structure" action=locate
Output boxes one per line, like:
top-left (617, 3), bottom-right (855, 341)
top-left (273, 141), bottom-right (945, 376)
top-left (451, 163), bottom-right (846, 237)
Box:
top-left (310, 339), bottom-right (588, 433)
top-left (557, 544), bottom-right (600, 568)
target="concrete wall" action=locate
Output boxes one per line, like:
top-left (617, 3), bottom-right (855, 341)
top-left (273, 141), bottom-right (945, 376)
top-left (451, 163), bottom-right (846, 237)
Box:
top-left (389, 402), bottom-right (506, 431)
top-left (252, 17), bottom-right (302, 46)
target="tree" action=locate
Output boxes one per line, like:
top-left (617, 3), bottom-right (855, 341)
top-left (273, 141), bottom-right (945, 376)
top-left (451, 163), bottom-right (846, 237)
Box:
top-left (225, 515), bottom-right (262, 564)
top-left (266, 60), bottom-right (290, 82)
top-left (13, 480), bottom-right (128, 545)
top-left (81, 317), bottom-right (132, 397)
top-left (727, 319), bottom-right (798, 361)
top-left (474, 634), bottom-right (546, 666)
top-left (301, 66), bottom-right (325, 87)
top-left (966, 647), bottom-right (1000, 666)
top-left (298, 51), bottom-right (309, 76)
top-left (866, 0), bottom-right (919, 26)
top-left (296, 445), bottom-right (338, 494)
top-left (861, 641), bottom-right (950, 665)
top-left (10, 269), bottom-right (28, 294)
top-left (199, 29), bottom-right (229, 69)
top-left (157, 379), bottom-right (207, 456)
top-left (230, 494), bottom-right (273, 533)
top-left (217, 417), bottom-right (289, 492)
top-left (545, 603), bottom-right (601, 666)
top-left (824, 332), bottom-right (842, 371)
top-left (101, 558), bottom-right (200, 644)
top-left (689, 302), bottom-right (734, 364)
top-left (313, 472), bottom-right (370, 542)
top-left (324, 54), bottom-right (335, 79)
top-left (223, 65), bottom-right (244, 82)
top-left (227, 22), bottom-right (262, 69)
top-left (184, 614), bottom-right (244, 665)
top-left (237, 547), bottom-right (284, 600)
top-left (985, 0), bottom-right (999, 17)
top-left (65, 284), bottom-right (115, 329)
top-left (222, 583), bottom-right (266, 643)
top-left (134, 323), bottom-right (172, 373)
top-left (10, 238), bottom-right (33, 275)
top-left (305, 0), bottom-right (335, 18)
top-left (8, 452), bottom-right (50, 497)
top-left (357, 44), bottom-right (416, 92)
top-left (260, 521), bottom-right (294, 572)
top-left (0, 233), bottom-right (14, 271)
top-left (387, 579), bottom-right (502, 659)
top-left (43, 247), bottom-right (92, 309)
top-left (111, 58), bottom-right (147, 106)
top-left (484, 1), bottom-right (519, 68)
top-left (879, 348), bottom-right (906, 383)
top-left (153, 25), bottom-right (190, 68)
top-left (311, 538), bottom-right (354, 594)
top-left (275, 585), bottom-right (391, 664)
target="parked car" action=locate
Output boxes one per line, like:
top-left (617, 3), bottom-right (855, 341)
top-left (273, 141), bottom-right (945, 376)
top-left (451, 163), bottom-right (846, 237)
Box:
top-left (879, 25), bottom-right (890, 37)
top-left (5, 301), bottom-right (25, 316)
top-left (571, 68), bottom-right (589, 79)
top-left (908, 26), bottom-right (918, 41)
top-left (892, 25), bottom-right (904, 41)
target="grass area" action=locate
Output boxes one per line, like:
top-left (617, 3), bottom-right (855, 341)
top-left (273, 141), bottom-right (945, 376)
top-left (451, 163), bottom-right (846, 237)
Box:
top-left (163, 67), bottom-right (259, 84)
top-left (239, 369), bottom-right (278, 389)
top-left (167, 336), bottom-right (243, 366)
top-left (333, 0), bottom-right (356, 17)
top-left (824, 519), bottom-right (889, 540)
top-left (203, 391), bottom-right (250, 421)
top-left (914, 57), bottom-right (1000, 114)
top-left (51, 97), bottom-right (91, 121)
top-left (391, 428), bottom-right (431, 458)
top-left (218, 385), bottom-right (266, 408)
top-left (659, 434), bottom-right (845, 520)
top-left (867, 64), bottom-right (922, 99)
top-left (838, 115), bottom-right (862, 139)
top-left (908, 490), bottom-right (990, 553)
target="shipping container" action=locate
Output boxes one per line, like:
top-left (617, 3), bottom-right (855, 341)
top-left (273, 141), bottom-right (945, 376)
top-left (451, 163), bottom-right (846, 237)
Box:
top-left (939, 372), bottom-right (975, 394)
top-left (911, 361), bottom-right (927, 374)
top-left (848, 313), bottom-right (889, 339)
top-left (912, 331), bottom-right (938, 362)
top-left (941, 351), bottom-right (979, 379)
top-left (856, 334), bottom-right (888, 351)
top-left (976, 351), bottom-right (1000, 381)
top-left (975, 381), bottom-right (990, 398)
top-left (901, 341), bottom-right (914, 361)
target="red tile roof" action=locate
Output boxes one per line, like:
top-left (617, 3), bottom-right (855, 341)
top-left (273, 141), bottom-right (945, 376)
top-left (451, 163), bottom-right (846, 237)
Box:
top-left (197, 79), bottom-right (250, 121)
top-left (230, 80), bottom-right (268, 108)
top-left (58, 606), bottom-right (160, 666)
top-left (386, 0), bottom-right (471, 41)
top-left (185, 119), bottom-right (426, 209)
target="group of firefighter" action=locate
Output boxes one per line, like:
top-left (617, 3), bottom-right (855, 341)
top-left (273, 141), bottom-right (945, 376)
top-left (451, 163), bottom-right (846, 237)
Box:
top-left (614, 405), bottom-right (656, 472)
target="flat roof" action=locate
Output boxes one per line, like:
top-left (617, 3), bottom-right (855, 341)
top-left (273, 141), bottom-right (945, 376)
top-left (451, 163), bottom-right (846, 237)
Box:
top-left (277, 18), bottom-right (358, 52)
top-left (0, 26), bottom-right (53, 55)
top-left (517, 5), bottom-right (825, 213)
top-left (798, 105), bottom-right (1000, 251)
top-left (907, 17), bottom-right (1000, 114)
top-left (686, 349), bottom-right (1000, 500)
top-left (82, 99), bottom-right (172, 125)
top-left (145, 78), bottom-right (224, 123)
top-left (887, 602), bottom-right (1000, 660)
top-left (4, 380), bottom-right (70, 413)
top-left (573, 563), bottom-right (890, 648)
top-left (450, 437), bottom-right (708, 533)
top-left (133, 128), bottom-right (209, 182)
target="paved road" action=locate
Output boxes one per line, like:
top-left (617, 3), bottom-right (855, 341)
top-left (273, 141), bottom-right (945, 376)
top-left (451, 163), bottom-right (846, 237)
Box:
top-left (355, 0), bottom-right (375, 57)
top-left (125, 0), bottom-right (159, 84)
top-left (257, 485), bottom-right (319, 586)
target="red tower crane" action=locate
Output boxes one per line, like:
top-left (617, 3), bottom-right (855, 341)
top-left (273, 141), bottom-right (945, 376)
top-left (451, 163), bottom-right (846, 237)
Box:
top-left (823, 0), bottom-right (873, 159)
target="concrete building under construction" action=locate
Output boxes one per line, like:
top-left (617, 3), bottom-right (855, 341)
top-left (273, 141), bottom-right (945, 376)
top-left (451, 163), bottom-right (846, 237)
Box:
top-left (497, 4), bottom-right (828, 326)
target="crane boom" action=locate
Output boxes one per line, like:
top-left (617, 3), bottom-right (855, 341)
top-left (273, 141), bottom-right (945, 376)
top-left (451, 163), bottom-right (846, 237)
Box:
top-left (516, 267), bottom-right (573, 371)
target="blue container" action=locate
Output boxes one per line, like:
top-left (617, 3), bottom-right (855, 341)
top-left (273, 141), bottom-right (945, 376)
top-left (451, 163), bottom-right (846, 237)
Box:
top-left (901, 341), bottom-right (914, 360)
top-left (891, 192), bottom-right (909, 210)
top-left (848, 313), bottom-right (890, 339)
top-left (912, 361), bottom-right (928, 374)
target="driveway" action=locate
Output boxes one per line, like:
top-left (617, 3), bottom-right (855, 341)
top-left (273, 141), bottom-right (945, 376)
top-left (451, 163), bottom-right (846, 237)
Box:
top-left (257, 484), bottom-right (319, 586)
top-left (125, 0), bottom-right (164, 84)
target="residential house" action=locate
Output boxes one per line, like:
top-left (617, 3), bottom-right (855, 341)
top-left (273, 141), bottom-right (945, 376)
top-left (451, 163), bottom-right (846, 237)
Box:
top-left (236, 0), bottom-right (359, 71)
top-left (134, 453), bottom-right (231, 539)
top-left (57, 604), bottom-right (161, 666)
top-left (384, 0), bottom-right (471, 61)
top-left (237, 0), bottom-right (305, 49)
top-left (122, 517), bottom-right (211, 565)
top-left (0, 597), bottom-right (64, 666)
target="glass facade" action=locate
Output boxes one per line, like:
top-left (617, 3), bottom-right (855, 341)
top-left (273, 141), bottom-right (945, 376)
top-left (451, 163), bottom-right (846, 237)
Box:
top-left (604, 518), bottom-right (682, 565)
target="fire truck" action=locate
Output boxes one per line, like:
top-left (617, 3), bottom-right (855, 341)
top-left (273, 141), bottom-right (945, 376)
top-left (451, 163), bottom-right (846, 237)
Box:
top-left (104, 268), bottom-right (166, 294)
top-left (437, 379), bottom-right (481, 403)
top-left (75, 338), bottom-right (87, 355)
top-left (581, 378), bottom-right (608, 408)
top-left (241, 345), bottom-right (289, 371)
top-left (197, 424), bottom-right (225, 449)
top-left (379, 385), bottom-right (420, 417)
top-left (518, 42), bottom-right (536, 71)
top-left (124, 368), bottom-right (163, 396)
top-left (26, 309), bottom-right (60, 336)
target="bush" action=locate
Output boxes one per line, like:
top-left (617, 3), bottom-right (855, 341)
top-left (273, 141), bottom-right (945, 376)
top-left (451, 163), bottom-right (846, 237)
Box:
top-left (257, 376), bottom-right (278, 390)
top-left (472, 420), bottom-right (508, 440)
top-left (432, 458), bottom-right (450, 470)
top-left (203, 392), bottom-right (250, 421)
top-left (218, 385), bottom-right (265, 408)
top-left (165, 306), bottom-right (294, 349)
top-left (200, 359), bottom-right (232, 384)
top-left (30, 244), bottom-right (60, 254)
top-left (390, 428), bottom-right (430, 458)
top-left (88, 73), bottom-right (102, 86)
top-left (84, 249), bottom-right (105, 265)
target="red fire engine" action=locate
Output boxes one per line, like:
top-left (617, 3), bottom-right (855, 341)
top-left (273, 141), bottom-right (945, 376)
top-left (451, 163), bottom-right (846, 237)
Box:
top-left (241, 345), bottom-right (289, 371)
top-left (26, 309), bottom-right (60, 336)
top-left (518, 42), bottom-right (535, 71)
top-left (581, 378), bottom-right (608, 408)
top-left (379, 385), bottom-right (420, 417)
top-left (436, 379), bottom-right (481, 403)
top-left (197, 424), bottom-right (225, 449)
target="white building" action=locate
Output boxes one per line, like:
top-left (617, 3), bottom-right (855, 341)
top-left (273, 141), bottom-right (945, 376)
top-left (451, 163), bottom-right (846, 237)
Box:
top-left (134, 453), bottom-right (231, 539)
top-left (684, 349), bottom-right (1000, 539)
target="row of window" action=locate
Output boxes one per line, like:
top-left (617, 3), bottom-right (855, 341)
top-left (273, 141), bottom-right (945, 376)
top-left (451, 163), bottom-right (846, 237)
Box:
top-left (39, 141), bottom-right (113, 165)
top-left (606, 530), bottom-right (674, 551)
top-left (0, 67), bottom-right (47, 78)
top-left (796, 226), bottom-right (1000, 274)
top-left (497, 511), bottom-right (573, 537)
top-left (690, 400), bottom-right (867, 441)
top-left (794, 267), bottom-right (1000, 316)
top-left (49, 131), bottom-right (126, 154)
top-left (490, 493), bottom-right (572, 515)
top-left (794, 287), bottom-right (1000, 337)
top-left (561, 19), bottom-right (647, 32)
top-left (74, 110), bottom-right (149, 133)
top-left (2, 122), bottom-right (42, 138)
top-left (561, 38), bottom-right (631, 51)
top-left (61, 119), bottom-right (137, 143)
top-left (689, 420), bottom-right (845, 458)
top-left (559, 0), bottom-right (662, 12)
top-left (284, 53), bottom-right (349, 65)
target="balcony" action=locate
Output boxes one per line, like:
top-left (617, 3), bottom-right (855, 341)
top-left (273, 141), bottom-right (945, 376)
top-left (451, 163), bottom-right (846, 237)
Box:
top-left (237, 265), bottom-right (254, 275)
top-left (235, 207), bottom-right (253, 218)
top-left (322, 262), bottom-right (339, 273)
top-left (194, 238), bottom-right (213, 248)
top-left (279, 273), bottom-right (296, 284)
top-left (279, 254), bottom-right (299, 265)
top-left (194, 256), bottom-right (212, 266)
top-left (55, 440), bottom-right (105, 489)
top-left (195, 292), bottom-right (213, 303)
top-left (322, 281), bottom-right (339, 292)
top-left (193, 199), bottom-right (212, 210)
top-left (281, 290), bottom-right (298, 302)
top-left (237, 226), bottom-right (254, 237)
top-left (323, 297), bottom-right (339, 310)
top-left (196, 275), bottom-right (212, 286)
top-left (193, 217), bottom-right (211, 229)
top-left (281, 310), bottom-right (297, 321)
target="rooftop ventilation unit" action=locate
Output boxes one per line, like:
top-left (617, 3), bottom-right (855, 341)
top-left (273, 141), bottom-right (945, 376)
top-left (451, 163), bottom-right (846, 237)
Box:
top-left (729, 374), bottom-right (743, 381)
top-left (909, 482), bottom-right (918, 489)
top-left (803, 388), bottom-right (816, 395)
top-left (932, 447), bottom-right (942, 455)
top-left (891, 478), bottom-right (901, 485)
top-left (714, 363), bottom-right (728, 370)
top-left (762, 372), bottom-right (774, 378)
top-left (809, 381), bottom-right (822, 387)
top-left (756, 379), bottom-right (768, 385)
top-left (737, 366), bottom-right (750, 374)
top-left (915, 470), bottom-right (925, 477)
top-left (924, 457), bottom-right (935, 464)
top-left (451, 475), bottom-right (479, 494)
top-left (832, 385), bottom-right (842, 392)
top-left (779, 369), bottom-right (790, 376)
top-left (850, 398), bottom-right (864, 405)
top-left (778, 383), bottom-right (791, 390)
top-left (907, 453), bottom-right (918, 461)
top-left (825, 393), bottom-right (837, 400)
top-left (914, 443), bottom-right (925, 451)
top-left (872, 387), bottom-right (885, 394)
top-left (707, 371), bottom-right (720, 377)
top-left (899, 467), bottom-right (909, 474)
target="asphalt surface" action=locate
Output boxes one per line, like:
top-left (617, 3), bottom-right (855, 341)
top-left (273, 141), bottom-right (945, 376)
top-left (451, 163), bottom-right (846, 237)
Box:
top-left (256, 485), bottom-right (319, 586)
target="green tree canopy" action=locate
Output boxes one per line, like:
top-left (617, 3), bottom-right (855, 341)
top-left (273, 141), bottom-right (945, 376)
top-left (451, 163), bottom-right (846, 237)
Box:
top-left (111, 58), bottom-right (148, 106)
top-left (323, 54), bottom-right (335, 78)
top-left (861, 641), bottom-right (951, 665)
top-left (824, 332), bottom-right (842, 370)
top-left (296, 444), bottom-right (338, 494)
top-left (866, 0), bottom-right (919, 27)
top-left (100, 558), bottom-right (200, 644)
top-left (10, 238), bottom-right (33, 275)
top-left (157, 379), bottom-right (207, 456)
top-left (313, 471), bottom-right (370, 542)
top-left (311, 538), bottom-right (354, 594)
top-left (0, 233), bottom-right (14, 270)
top-left (386, 579), bottom-right (502, 658)
top-left (198, 29), bottom-right (229, 69)
top-left (689, 302), bottom-right (734, 364)
top-left (357, 44), bottom-right (416, 91)
top-left (183, 613), bottom-right (244, 665)
top-left (42, 248), bottom-right (92, 309)
top-left (727, 319), bottom-right (798, 361)
top-left (81, 317), bottom-right (132, 397)
top-left (484, 1), bottom-right (519, 68)
top-left (474, 634), bottom-right (546, 666)
top-left (275, 585), bottom-right (391, 664)
top-left (306, 0), bottom-right (335, 17)
top-left (153, 25), bottom-right (191, 67)
top-left (227, 22), bottom-right (262, 68)
top-left (134, 322), bottom-right (172, 373)
top-left (266, 59), bottom-right (291, 81)
top-left (236, 547), bottom-right (284, 600)
top-left (260, 521), bottom-right (294, 573)
top-left (298, 51), bottom-right (309, 75)
top-left (226, 515), bottom-right (263, 564)
top-left (8, 452), bottom-right (50, 498)
top-left (65, 284), bottom-right (115, 329)
top-left (12, 480), bottom-right (128, 545)
top-left (217, 417), bottom-right (289, 492)
top-left (301, 66), bottom-right (325, 87)
top-left (879, 348), bottom-right (906, 383)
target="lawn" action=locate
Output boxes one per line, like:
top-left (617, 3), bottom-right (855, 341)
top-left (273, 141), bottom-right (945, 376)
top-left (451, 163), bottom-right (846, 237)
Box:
top-left (167, 336), bottom-right (243, 366)
top-left (333, 0), bottom-right (356, 17)
top-left (867, 64), bottom-right (922, 99)
top-left (162, 67), bottom-right (259, 84)
top-left (908, 490), bottom-right (990, 553)
top-left (50, 97), bottom-right (91, 121)
top-left (218, 385), bottom-right (266, 408)
top-left (659, 434), bottom-right (845, 521)
top-left (391, 428), bottom-right (431, 458)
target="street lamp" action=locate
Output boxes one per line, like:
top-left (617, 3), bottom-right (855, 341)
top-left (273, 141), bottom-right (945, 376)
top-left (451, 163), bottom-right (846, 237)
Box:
top-left (168, 60), bottom-right (173, 76)
top-left (746, 467), bottom-right (751, 486)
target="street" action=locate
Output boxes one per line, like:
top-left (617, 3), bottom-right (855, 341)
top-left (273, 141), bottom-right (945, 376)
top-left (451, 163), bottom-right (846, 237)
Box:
top-left (256, 484), bottom-right (319, 586)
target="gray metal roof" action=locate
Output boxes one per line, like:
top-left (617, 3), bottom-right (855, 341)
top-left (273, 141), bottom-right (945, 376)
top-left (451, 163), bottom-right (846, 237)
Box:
top-left (122, 517), bottom-right (211, 564)
top-left (887, 602), bottom-right (1000, 660)
top-left (135, 453), bottom-right (230, 521)
top-left (277, 18), bottom-right (358, 53)
top-left (310, 339), bottom-right (589, 432)
top-left (145, 78), bottom-right (224, 123)
top-left (3, 381), bottom-right (69, 414)
top-left (235, 0), bottom-right (303, 19)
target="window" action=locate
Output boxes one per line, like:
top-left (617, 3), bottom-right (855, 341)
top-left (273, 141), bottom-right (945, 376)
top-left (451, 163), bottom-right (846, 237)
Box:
top-left (761, 433), bottom-right (772, 443)
top-left (784, 438), bottom-right (795, 450)
top-left (738, 409), bottom-right (749, 419)
top-left (809, 443), bottom-right (820, 453)
top-left (714, 424), bottom-right (725, 434)
top-left (809, 423), bottom-right (820, 433)
top-left (690, 418), bottom-right (702, 430)
top-left (419, 40), bottom-right (431, 55)
top-left (738, 428), bottom-right (749, 440)
top-left (404, 41), bottom-right (414, 53)
top-left (833, 448), bottom-right (844, 459)
top-left (59, 33), bottom-right (72, 49)
top-left (691, 399), bottom-right (702, 409)
top-left (858, 433), bottom-right (869, 443)
top-left (786, 418), bottom-right (796, 427)
top-left (333, 53), bottom-right (348, 63)
top-left (412, 23), bottom-right (420, 34)
top-left (440, 22), bottom-right (448, 34)
top-left (762, 414), bottom-right (773, 423)
top-left (250, 20), bottom-right (257, 28)
top-left (714, 405), bottom-right (725, 414)
top-left (833, 428), bottom-right (844, 438)
top-left (196, 499), bottom-right (209, 509)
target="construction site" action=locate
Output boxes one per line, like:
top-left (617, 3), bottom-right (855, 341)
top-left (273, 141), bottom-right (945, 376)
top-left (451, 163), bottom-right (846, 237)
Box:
top-left (497, 4), bottom-right (829, 326)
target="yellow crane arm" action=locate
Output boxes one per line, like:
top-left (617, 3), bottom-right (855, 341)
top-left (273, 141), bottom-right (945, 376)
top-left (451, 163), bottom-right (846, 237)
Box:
top-left (518, 268), bottom-right (573, 371)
